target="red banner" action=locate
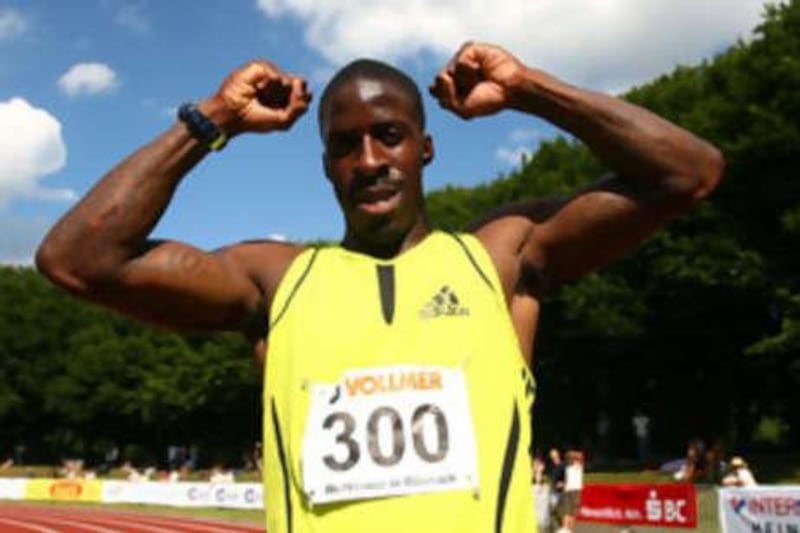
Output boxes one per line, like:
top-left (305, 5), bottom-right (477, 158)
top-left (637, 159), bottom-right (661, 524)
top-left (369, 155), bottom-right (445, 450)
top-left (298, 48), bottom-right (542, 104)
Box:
top-left (578, 483), bottom-right (697, 528)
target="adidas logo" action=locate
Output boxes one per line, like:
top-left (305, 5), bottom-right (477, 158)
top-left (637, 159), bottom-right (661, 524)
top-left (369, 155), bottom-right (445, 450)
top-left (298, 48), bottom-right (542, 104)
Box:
top-left (419, 285), bottom-right (470, 319)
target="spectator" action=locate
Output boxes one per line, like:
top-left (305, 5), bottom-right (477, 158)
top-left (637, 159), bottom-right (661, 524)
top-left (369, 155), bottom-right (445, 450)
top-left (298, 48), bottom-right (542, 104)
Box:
top-left (555, 450), bottom-right (585, 533)
top-left (60, 459), bottom-right (84, 479)
top-left (186, 444), bottom-right (199, 471)
top-left (706, 440), bottom-right (727, 484)
top-left (532, 455), bottom-right (546, 486)
top-left (121, 461), bottom-right (154, 482)
top-left (722, 456), bottom-right (757, 487)
top-left (251, 441), bottom-right (263, 474)
top-left (13, 442), bottom-right (26, 466)
top-left (631, 409), bottom-right (651, 462)
top-left (546, 447), bottom-right (566, 523)
top-left (531, 455), bottom-right (551, 532)
top-left (166, 445), bottom-right (183, 471)
top-left (674, 438), bottom-right (707, 482)
top-left (210, 464), bottom-right (236, 483)
top-left (595, 411), bottom-right (611, 461)
top-left (97, 443), bottom-right (120, 476)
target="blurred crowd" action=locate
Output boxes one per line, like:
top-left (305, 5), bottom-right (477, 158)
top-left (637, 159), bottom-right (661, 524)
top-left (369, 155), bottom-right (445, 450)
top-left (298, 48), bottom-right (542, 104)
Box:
top-left (0, 441), bottom-right (263, 484)
top-left (671, 437), bottom-right (758, 487)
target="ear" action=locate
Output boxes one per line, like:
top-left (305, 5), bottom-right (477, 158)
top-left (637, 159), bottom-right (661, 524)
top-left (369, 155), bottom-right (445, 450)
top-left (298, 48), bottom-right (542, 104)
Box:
top-left (422, 134), bottom-right (434, 166)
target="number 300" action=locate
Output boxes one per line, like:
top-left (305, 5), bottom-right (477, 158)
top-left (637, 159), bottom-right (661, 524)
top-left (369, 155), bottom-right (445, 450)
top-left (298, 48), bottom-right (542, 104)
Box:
top-left (322, 404), bottom-right (449, 471)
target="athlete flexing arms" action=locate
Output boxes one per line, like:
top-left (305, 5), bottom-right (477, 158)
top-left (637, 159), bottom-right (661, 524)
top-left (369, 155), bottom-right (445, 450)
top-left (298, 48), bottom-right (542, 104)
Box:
top-left (37, 42), bottom-right (723, 532)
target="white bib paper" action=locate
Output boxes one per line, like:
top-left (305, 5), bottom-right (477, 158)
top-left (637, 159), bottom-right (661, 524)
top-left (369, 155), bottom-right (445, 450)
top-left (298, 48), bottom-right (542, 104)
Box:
top-left (301, 365), bottom-right (479, 505)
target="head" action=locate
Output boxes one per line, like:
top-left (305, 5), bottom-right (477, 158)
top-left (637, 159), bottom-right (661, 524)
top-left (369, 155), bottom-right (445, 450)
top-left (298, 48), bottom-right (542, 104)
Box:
top-left (549, 448), bottom-right (561, 463)
top-left (730, 456), bottom-right (747, 469)
top-left (318, 59), bottom-right (434, 256)
top-left (566, 450), bottom-right (584, 464)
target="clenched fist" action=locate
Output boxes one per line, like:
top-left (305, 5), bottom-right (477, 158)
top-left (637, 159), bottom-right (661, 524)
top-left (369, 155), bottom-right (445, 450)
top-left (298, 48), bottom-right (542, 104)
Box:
top-left (200, 60), bottom-right (312, 136)
top-left (430, 42), bottom-right (526, 119)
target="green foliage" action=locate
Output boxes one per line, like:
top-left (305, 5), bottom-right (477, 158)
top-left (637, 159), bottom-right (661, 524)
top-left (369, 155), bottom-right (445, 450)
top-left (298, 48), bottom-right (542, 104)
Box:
top-left (427, 0), bottom-right (800, 453)
top-left (4, 1), bottom-right (800, 467)
top-left (0, 266), bottom-right (258, 466)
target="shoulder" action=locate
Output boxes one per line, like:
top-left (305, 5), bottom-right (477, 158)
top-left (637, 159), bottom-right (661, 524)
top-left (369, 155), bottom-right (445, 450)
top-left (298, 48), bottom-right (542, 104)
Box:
top-left (469, 205), bottom-right (553, 298)
top-left (217, 239), bottom-right (308, 301)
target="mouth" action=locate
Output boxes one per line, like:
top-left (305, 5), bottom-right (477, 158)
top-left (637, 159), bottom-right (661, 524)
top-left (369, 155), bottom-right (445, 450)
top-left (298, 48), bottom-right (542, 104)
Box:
top-left (354, 185), bottom-right (401, 215)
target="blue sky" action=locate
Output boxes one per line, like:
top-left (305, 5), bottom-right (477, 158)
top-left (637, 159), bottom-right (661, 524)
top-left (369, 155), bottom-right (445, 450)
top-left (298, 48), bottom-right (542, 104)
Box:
top-left (0, 0), bottom-right (772, 264)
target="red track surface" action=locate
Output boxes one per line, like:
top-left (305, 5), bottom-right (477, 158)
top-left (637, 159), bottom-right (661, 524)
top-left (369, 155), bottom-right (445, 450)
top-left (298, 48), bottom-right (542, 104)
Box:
top-left (0, 503), bottom-right (264, 532)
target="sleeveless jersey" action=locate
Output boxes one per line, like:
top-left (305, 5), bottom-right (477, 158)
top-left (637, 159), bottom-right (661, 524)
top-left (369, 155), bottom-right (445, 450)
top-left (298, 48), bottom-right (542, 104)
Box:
top-left (263, 231), bottom-right (537, 533)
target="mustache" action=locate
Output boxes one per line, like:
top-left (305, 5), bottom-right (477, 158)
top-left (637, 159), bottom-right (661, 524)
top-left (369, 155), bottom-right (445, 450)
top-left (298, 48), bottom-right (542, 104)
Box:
top-left (346, 167), bottom-right (404, 200)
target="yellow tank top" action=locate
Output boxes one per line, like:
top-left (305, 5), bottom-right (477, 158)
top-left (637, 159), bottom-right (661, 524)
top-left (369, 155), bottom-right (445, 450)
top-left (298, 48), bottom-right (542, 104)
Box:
top-left (263, 231), bottom-right (537, 532)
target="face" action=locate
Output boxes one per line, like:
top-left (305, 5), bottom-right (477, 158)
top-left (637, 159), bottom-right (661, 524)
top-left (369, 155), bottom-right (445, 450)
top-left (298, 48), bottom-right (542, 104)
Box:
top-left (321, 77), bottom-right (433, 249)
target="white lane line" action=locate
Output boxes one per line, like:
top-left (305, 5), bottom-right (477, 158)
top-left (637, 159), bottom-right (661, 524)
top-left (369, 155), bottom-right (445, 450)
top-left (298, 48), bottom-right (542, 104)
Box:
top-left (20, 515), bottom-right (121, 533)
top-left (60, 511), bottom-right (263, 533)
top-left (2, 505), bottom-right (262, 533)
top-left (0, 517), bottom-right (61, 533)
top-left (43, 514), bottom-right (178, 533)
top-left (115, 515), bottom-right (262, 533)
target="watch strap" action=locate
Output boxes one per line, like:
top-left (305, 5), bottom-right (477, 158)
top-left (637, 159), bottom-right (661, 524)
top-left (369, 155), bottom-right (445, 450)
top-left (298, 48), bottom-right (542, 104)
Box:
top-left (177, 102), bottom-right (228, 151)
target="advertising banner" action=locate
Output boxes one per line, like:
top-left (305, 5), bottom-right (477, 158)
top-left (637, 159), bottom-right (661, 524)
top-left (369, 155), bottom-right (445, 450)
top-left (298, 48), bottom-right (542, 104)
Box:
top-left (719, 486), bottom-right (800, 533)
top-left (0, 478), bottom-right (27, 501)
top-left (101, 480), bottom-right (263, 509)
top-left (24, 479), bottom-right (103, 502)
top-left (578, 482), bottom-right (697, 528)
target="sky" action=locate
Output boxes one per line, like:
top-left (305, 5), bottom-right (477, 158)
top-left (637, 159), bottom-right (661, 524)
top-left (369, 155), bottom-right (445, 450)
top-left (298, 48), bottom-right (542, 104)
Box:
top-left (0, 0), bottom-right (774, 264)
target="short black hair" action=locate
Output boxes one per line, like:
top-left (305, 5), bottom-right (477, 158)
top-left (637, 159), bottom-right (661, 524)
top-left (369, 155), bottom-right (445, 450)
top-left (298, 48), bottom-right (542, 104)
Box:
top-left (318, 59), bottom-right (426, 135)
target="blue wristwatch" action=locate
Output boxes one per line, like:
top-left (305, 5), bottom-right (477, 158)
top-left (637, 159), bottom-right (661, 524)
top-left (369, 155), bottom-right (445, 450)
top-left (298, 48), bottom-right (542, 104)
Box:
top-left (177, 102), bottom-right (228, 151)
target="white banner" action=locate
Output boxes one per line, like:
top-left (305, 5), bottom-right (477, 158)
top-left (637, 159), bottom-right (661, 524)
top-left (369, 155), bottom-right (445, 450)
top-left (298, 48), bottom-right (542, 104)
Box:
top-left (0, 478), bottom-right (27, 500)
top-left (719, 486), bottom-right (800, 533)
top-left (101, 481), bottom-right (263, 509)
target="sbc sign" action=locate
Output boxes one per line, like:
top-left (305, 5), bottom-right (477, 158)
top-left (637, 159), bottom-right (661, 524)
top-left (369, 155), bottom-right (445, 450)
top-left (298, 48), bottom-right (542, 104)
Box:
top-left (578, 483), bottom-right (697, 528)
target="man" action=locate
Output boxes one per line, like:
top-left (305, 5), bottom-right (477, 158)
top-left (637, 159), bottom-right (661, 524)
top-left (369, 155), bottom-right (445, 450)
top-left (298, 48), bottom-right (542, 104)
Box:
top-left (36, 42), bottom-right (723, 532)
top-left (631, 409), bottom-right (651, 462)
top-left (722, 456), bottom-right (757, 487)
top-left (555, 450), bottom-right (584, 533)
top-left (546, 447), bottom-right (566, 527)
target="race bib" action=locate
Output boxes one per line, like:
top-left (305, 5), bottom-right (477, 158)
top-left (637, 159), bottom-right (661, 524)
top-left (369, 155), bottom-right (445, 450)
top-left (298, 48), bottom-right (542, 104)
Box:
top-left (301, 365), bottom-right (479, 505)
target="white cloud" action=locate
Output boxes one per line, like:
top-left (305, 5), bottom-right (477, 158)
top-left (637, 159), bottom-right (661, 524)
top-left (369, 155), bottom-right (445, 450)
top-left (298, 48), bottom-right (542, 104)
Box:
top-left (114, 1), bottom-right (151, 34)
top-left (496, 145), bottom-right (533, 168)
top-left (0, 8), bottom-right (26, 41)
top-left (509, 128), bottom-right (543, 144)
top-left (256, 0), bottom-right (771, 92)
top-left (58, 63), bottom-right (119, 97)
top-left (495, 128), bottom-right (550, 168)
top-left (0, 98), bottom-right (74, 209)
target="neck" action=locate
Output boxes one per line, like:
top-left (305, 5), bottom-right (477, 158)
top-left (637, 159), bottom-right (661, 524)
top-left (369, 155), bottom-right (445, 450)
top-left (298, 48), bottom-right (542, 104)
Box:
top-left (342, 218), bottom-right (431, 259)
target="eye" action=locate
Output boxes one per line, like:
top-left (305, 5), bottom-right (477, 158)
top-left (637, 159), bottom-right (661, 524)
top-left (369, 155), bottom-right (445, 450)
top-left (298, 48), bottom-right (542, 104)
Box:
top-left (326, 132), bottom-right (358, 158)
top-left (375, 123), bottom-right (404, 146)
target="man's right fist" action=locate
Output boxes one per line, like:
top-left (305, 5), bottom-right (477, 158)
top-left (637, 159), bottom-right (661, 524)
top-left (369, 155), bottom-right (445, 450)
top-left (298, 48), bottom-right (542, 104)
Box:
top-left (200, 60), bottom-right (312, 136)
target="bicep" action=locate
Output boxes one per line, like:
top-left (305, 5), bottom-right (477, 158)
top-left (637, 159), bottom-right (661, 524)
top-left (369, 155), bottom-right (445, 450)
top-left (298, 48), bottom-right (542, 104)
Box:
top-left (474, 174), bottom-right (692, 293)
top-left (533, 174), bottom-right (691, 288)
top-left (84, 240), bottom-right (266, 333)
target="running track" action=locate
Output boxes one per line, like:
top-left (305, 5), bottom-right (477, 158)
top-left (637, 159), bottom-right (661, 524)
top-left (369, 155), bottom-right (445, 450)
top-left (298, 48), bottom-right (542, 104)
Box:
top-left (0, 503), bottom-right (264, 532)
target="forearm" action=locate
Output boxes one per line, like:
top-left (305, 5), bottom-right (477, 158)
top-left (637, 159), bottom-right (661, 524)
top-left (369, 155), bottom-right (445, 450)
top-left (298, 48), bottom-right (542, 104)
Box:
top-left (36, 120), bottom-right (210, 289)
top-left (508, 67), bottom-right (723, 200)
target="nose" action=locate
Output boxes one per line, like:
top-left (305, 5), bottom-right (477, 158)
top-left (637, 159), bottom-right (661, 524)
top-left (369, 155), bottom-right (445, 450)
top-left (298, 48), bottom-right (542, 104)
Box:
top-left (354, 135), bottom-right (388, 177)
